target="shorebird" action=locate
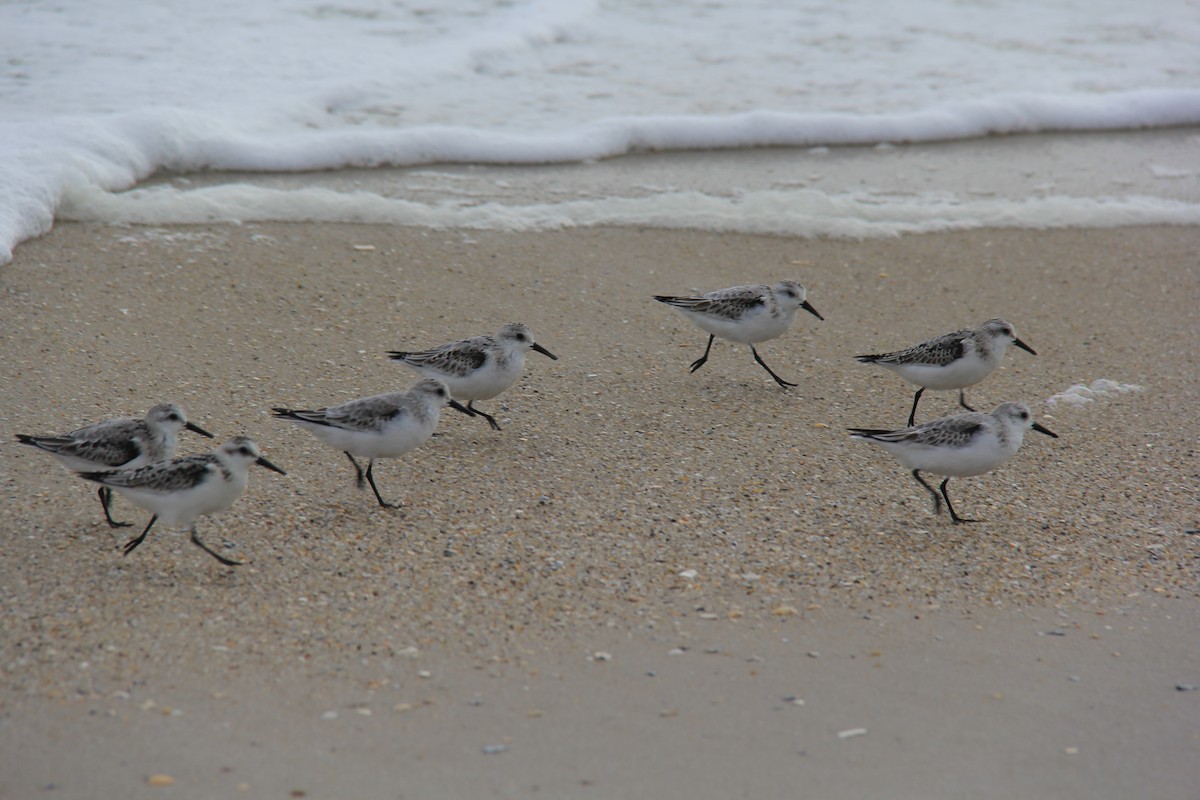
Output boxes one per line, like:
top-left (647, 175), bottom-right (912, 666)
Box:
top-left (849, 402), bottom-right (1057, 524)
top-left (272, 378), bottom-right (468, 508)
top-left (856, 319), bottom-right (1037, 425)
top-left (654, 281), bottom-right (823, 388)
top-left (387, 322), bottom-right (557, 430)
top-left (76, 437), bottom-right (285, 565)
top-left (17, 403), bottom-right (213, 528)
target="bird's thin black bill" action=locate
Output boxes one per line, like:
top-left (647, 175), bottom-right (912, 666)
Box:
top-left (256, 456), bottom-right (287, 474)
top-left (532, 343), bottom-right (558, 360)
top-left (186, 421), bottom-right (215, 438)
top-left (1014, 337), bottom-right (1038, 356)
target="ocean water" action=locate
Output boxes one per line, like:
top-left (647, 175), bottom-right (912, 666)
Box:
top-left (3, 0), bottom-right (1199, 262)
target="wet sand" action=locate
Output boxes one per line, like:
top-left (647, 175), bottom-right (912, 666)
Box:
top-left (1, 218), bottom-right (1197, 798)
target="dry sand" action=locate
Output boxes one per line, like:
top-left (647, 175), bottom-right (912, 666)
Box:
top-left (1, 218), bottom-right (1197, 798)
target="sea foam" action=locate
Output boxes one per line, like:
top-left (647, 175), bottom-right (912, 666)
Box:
top-left (3, 0), bottom-right (1200, 262)
top-left (1045, 380), bottom-right (1146, 409)
top-left (58, 181), bottom-right (1200, 240)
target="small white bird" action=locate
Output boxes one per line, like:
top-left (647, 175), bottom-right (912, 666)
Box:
top-left (272, 378), bottom-right (468, 508)
top-left (849, 402), bottom-right (1057, 524)
top-left (655, 281), bottom-right (823, 388)
top-left (387, 322), bottom-right (557, 430)
top-left (856, 319), bottom-right (1037, 426)
top-left (17, 403), bottom-right (214, 528)
top-left (76, 437), bottom-right (285, 565)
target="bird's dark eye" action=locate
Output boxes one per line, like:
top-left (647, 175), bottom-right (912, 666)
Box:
top-left (1020, 411), bottom-right (1029, 420)
top-left (169, 414), bottom-right (180, 421)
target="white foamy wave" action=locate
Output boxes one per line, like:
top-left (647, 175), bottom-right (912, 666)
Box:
top-left (1045, 379), bottom-right (1145, 409)
top-left (3, 97), bottom-right (1200, 263)
top-left (5, 0), bottom-right (1200, 263)
top-left (58, 182), bottom-right (1200, 239)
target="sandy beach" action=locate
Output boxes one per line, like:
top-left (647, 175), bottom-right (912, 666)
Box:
top-left (2, 213), bottom-right (1197, 797)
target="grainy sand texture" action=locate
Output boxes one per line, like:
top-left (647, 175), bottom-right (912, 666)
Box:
top-left (1, 217), bottom-right (1197, 798)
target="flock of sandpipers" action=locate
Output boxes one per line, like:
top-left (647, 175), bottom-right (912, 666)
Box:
top-left (17, 280), bottom-right (1054, 565)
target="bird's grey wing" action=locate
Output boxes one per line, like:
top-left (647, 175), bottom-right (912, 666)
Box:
top-left (402, 337), bottom-right (490, 373)
top-left (81, 455), bottom-right (216, 491)
top-left (323, 395), bottom-right (409, 433)
top-left (906, 417), bottom-right (985, 448)
top-left (853, 416), bottom-right (984, 448)
top-left (867, 330), bottom-right (968, 366)
top-left (660, 285), bottom-right (768, 320)
top-left (58, 420), bottom-right (148, 466)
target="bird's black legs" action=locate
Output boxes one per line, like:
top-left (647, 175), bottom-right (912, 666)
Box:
top-left (911, 470), bottom-right (941, 515)
top-left (467, 401), bottom-right (502, 431)
top-left (909, 387), bottom-right (974, 426)
top-left (689, 335), bottom-right (715, 373)
top-left (907, 388), bottom-right (925, 427)
top-left (122, 516), bottom-right (241, 564)
top-left (910, 471), bottom-right (975, 524)
top-left (364, 460), bottom-right (401, 509)
top-left (122, 516), bottom-right (241, 565)
top-left (686, 335), bottom-right (795, 388)
top-left (98, 486), bottom-right (132, 528)
top-left (939, 477), bottom-right (975, 524)
top-left (907, 470), bottom-right (974, 525)
top-left (345, 452), bottom-right (400, 508)
top-left (750, 345), bottom-right (798, 388)
top-left (122, 515), bottom-right (158, 556)
top-left (345, 451), bottom-right (367, 488)
top-left (190, 525), bottom-right (243, 566)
